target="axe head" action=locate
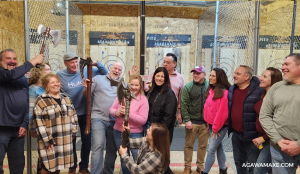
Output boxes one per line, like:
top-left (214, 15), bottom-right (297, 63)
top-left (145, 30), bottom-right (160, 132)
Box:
top-left (37, 24), bottom-right (46, 35)
top-left (50, 29), bottom-right (61, 48)
top-left (78, 57), bottom-right (92, 80)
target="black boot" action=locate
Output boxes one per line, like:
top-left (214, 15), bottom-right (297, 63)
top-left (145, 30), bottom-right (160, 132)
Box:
top-left (219, 168), bottom-right (227, 174)
top-left (201, 171), bottom-right (208, 174)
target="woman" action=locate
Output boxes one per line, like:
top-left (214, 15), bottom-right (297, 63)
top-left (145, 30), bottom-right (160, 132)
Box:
top-left (146, 67), bottom-right (177, 143)
top-left (29, 63), bottom-right (51, 138)
top-left (119, 123), bottom-right (170, 174)
top-left (253, 67), bottom-right (282, 174)
top-left (33, 74), bottom-right (78, 174)
top-left (110, 74), bottom-right (149, 174)
top-left (202, 68), bottom-right (231, 174)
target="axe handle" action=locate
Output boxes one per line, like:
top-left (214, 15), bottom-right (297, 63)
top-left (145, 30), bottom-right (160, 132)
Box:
top-left (85, 57), bottom-right (93, 135)
top-left (37, 28), bottom-right (50, 68)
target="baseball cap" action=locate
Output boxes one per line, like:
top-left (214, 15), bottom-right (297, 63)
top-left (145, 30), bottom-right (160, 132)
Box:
top-left (191, 66), bottom-right (206, 74)
top-left (63, 52), bottom-right (78, 61)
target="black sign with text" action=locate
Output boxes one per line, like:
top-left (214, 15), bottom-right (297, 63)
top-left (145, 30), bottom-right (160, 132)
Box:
top-left (89, 31), bottom-right (135, 46)
top-left (146, 34), bottom-right (191, 48)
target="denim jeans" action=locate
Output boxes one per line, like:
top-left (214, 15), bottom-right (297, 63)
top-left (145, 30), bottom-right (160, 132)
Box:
top-left (91, 118), bottom-right (110, 174)
top-left (70, 114), bottom-right (91, 170)
top-left (0, 127), bottom-right (25, 174)
top-left (232, 131), bottom-right (260, 174)
top-left (102, 122), bottom-right (118, 174)
top-left (271, 146), bottom-right (300, 174)
top-left (203, 125), bottom-right (228, 173)
top-left (113, 129), bottom-right (143, 174)
top-left (253, 141), bottom-right (272, 174)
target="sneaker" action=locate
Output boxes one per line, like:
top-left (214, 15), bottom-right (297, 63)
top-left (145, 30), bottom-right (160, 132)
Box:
top-left (79, 169), bottom-right (90, 174)
top-left (68, 169), bottom-right (76, 174)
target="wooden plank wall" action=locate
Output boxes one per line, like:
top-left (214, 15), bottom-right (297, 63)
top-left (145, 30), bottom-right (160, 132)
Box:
top-left (0, 1), bottom-right (25, 63)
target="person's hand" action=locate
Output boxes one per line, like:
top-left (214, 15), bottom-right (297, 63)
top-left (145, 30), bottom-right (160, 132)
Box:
top-left (45, 141), bottom-right (56, 153)
top-left (29, 54), bottom-right (45, 66)
top-left (115, 106), bottom-right (125, 117)
top-left (82, 79), bottom-right (93, 88)
top-left (281, 140), bottom-right (300, 156)
top-left (185, 121), bottom-right (192, 129)
top-left (72, 136), bottom-right (75, 140)
top-left (211, 131), bottom-right (220, 139)
top-left (277, 139), bottom-right (288, 149)
top-left (129, 65), bottom-right (139, 77)
top-left (92, 60), bottom-right (98, 66)
top-left (30, 131), bottom-right (38, 138)
top-left (18, 127), bottom-right (26, 138)
top-left (176, 113), bottom-right (182, 124)
top-left (119, 145), bottom-right (128, 156)
top-left (122, 121), bottom-right (131, 132)
top-left (252, 137), bottom-right (264, 148)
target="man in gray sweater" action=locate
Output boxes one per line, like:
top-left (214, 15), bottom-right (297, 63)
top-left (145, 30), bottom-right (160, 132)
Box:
top-left (260, 53), bottom-right (300, 174)
top-left (83, 62), bottom-right (122, 174)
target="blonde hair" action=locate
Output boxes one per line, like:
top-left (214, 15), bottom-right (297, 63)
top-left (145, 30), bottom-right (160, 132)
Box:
top-left (128, 74), bottom-right (144, 96)
top-left (41, 74), bottom-right (61, 93)
top-left (29, 63), bottom-right (51, 86)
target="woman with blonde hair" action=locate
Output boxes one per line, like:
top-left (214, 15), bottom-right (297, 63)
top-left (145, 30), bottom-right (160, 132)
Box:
top-left (119, 123), bottom-right (170, 174)
top-left (33, 74), bottom-right (78, 174)
top-left (110, 74), bottom-right (149, 174)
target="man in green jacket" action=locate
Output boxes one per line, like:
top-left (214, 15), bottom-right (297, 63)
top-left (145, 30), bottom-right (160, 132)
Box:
top-left (181, 66), bottom-right (209, 174)
top-left (260, 53), bottom-right (300, 174)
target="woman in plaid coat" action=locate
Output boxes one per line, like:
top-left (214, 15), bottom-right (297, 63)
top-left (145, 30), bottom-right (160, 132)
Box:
top-left (119, 123), bottom-right (170, 174)
top-left (33, 74), bottom-right (78, 173)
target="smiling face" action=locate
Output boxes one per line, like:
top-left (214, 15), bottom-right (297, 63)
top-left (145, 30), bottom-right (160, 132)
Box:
top-left (42, 64), bottom-right (51, 75)
top-left (0, 51), bottom-right (18, 70)
top-left (259, 70), bottom-right (272, 90)
top-left (193, 71), bottom-right (205, 84)
top-left (154, 72), bottom-right (165, 86)
top-left (47, 77), bottom-right (61, 95)
top-left (64, 58), bottom-right (78, 74)
top-left (108, 62), bottom-right (122, 80)
top-left (233, 67), bottom-right (249, 86)
top-left (281, 56), bottom-right (300, 83)
top-left (146, 126), bottom-right (153, 142)
top-left (209, 70), bottom-right (217, 86)
top-left (130, 79), bottom-right (141, 96)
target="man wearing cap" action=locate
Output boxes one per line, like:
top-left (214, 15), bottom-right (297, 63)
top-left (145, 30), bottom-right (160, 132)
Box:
top-left (180, 66), bottom-right (209, 174)
top-left (57, 52), bottom-right (108, 174)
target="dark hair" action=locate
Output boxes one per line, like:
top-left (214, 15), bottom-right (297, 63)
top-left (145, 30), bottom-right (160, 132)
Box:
top-left (151, 123), bottom-right (170, 171)
top-left (166, 53), bottom-right (177, 68)
top-left (0, 49), bottom-right (16, 61)
top-left (286, 53), bottom-right (300, 65)
top-left (261, 67), bottom-right (283, 98)
top-left (206, 68), bottom-right (231, 100)
top-left (149, 67), bottom-right (171, 94)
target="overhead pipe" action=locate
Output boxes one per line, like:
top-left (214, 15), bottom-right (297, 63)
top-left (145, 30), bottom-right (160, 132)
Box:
top-left (66, 1), bottom-right (69, 53)
top-left (213, 1), bottom-right (220, 68)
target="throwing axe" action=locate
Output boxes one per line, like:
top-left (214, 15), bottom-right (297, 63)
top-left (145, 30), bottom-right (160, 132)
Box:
top-left (37, 24), bottom-right (61, 67)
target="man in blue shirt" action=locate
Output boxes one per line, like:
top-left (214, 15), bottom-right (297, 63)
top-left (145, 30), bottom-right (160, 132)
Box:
top-left (57, 52), bottom-right (108, 174)
top-left (0, 48), bottom-right (44, 174)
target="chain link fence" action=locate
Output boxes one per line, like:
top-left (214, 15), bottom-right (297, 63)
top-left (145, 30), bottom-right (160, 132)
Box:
top-left (27, 1), bottom-right (83, 173)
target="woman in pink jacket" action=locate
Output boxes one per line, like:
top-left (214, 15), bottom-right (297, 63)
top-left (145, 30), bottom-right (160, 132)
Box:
top-left (110, 74), bottom-right (149, 174)
top-left (202, 68), bottom-right (231, 174)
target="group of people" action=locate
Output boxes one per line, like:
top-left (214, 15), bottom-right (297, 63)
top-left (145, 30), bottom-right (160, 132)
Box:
top-left (1, 48), bottom-right (300, 174)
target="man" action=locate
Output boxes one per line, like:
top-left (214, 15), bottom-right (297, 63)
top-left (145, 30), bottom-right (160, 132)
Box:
top-left (228, 65), bottom-right (263, 174)
top-left (0, 49), bottom-right (44, 174)
top-left (180, 66), bottom-right (209, 174)
top-left (260, 53), bottom-right (300, 174)
top-left (82, 62), bottom-right (122, 174)
top-left (57, 52), bottom-right (108, 174)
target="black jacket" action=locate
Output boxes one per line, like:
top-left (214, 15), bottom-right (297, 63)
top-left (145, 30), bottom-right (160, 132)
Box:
top-left (228, 76), bottom-right (264, 141)
top-left (147, 88), bottom-right (177, 129)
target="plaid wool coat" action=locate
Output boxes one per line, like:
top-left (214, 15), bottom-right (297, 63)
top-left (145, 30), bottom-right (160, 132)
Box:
top-left (121, 137), bottom-right (164, 174)
top-left (33, 93), bottom-right (78, 172)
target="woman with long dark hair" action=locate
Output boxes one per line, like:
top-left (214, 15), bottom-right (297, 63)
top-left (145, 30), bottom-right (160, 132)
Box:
top-left (119, 123), bottom-right (170, 174)
top-left (202, 68), bottom-right (231, 174)
top-left (253, 67), bottom-right (282, 174)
